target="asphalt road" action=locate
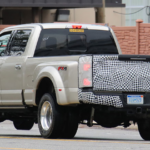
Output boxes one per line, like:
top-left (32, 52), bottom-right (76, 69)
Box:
top-left (0, 121), bottom-right (149, 150)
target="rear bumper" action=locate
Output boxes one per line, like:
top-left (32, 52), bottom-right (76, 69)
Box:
top-left (78, 89), bottom-right (150, 108)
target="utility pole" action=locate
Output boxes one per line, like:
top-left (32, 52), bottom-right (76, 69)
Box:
top-left (96, 0), bottom-right (105, 23)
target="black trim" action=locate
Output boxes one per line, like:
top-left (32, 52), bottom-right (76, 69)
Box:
top-left (106, 3), bottom-right (125, 7)
top-left (80, 89), bottom-right (150, 108)
top-left (119, 55), bottom-right (150, 61)
top-left (0, 3), bottom-right (103, 8)
top-left (0, 0), bottom-right (125, 8)
top-left (21, 90), bottom-right (28, 108)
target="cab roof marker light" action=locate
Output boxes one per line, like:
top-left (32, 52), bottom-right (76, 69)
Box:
top-left (72, 25), bottom-right (82, 29)
top-left (66, 24), bottom-right (87, 29)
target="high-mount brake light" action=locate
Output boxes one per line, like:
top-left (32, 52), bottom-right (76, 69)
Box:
top-left (72, 25), bottom-right (82, 29)
top-left (79, 56), bottom-right (92, 88)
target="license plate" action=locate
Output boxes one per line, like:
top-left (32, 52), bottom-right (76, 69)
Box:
top-left (127, 95), bottom-right (144, 104)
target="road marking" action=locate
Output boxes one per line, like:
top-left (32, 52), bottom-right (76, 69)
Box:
top-left (0, 148), bottom-right (46, 150)
top-left (0, 136), bottom-right (149, 145)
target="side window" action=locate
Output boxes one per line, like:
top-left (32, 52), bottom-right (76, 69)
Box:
top-left (9, 30), bottom-right (31, 56)
top-left (0, 31), bottom-right (12, 56)
top-left (34, 29), bottom-right (67, 57)
top-left (86, 30), bottom-right (118, 54)
top-left (34, 29), bottom-right (87, 57)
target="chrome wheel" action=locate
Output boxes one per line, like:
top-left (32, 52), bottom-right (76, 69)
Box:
top-left (40, 101), bottom-right (53, 131)
top-left (38, 93), bottom-right (64, 138)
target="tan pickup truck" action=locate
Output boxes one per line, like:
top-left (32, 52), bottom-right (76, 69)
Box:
top-left (0, 23), bottom-right (150, 140)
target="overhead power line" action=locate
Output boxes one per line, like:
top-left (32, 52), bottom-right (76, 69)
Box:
top-left (114, 6), bottom-right (149, 15)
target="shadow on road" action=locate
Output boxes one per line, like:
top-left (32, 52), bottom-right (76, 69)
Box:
top-left (74, 137), bottom-right (143, 142)
top-left (0, 134), bottom-right (143, 142)
top-left (0, 134), bottom-right (41, 138)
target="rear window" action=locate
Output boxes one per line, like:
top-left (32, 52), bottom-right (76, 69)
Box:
top-left (34, 29), bottom-right (118, 57)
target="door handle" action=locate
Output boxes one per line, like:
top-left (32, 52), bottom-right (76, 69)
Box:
top-left (15, 64), bottom-right (21, 70)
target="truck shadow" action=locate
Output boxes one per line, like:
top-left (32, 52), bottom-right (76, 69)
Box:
top-left (0, 134), bottom-right (144, 142)
top-left (74, 137), bottom-right (143, 142)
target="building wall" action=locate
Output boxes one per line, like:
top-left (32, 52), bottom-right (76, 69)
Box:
top-left (42, 7), bottom-right (125, 26)
top-left (42, 9), bottom-right (56, 23)
top-left (112, 26), bottom-right (136, 54)
top-left (42, 8), bottom-right (96, 24)
top-left (139, 23), bottom-right (150, 55)
top-left (68, 7), bottom-right (125, 26)
top-left (122, 0), bottom-right (150, 26)
top-left (69, 8), bottom-right (95, 24)
top-left (1, 7), bottom-right (125, 26)
top-left (0, 25), bottom-right (15, 31)
top-left (2, 8), bottom-right (33, 24)
top-left (112, 19), bottom-right (150, 55)
top-left (105, 7), bottom-right (125, 26)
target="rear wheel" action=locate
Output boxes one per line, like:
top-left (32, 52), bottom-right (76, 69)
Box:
top-left (61, 110), bottom-right (78, 139)
top-left (38, 93), bottom-right (64, 138)
top-left (138, 119), bottom-right (150, 140)
top-left (13, 120), bottom-right (34, 130)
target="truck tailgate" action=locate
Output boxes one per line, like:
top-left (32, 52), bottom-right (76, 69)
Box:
top-left (93, 55), bottom-right (150, 92)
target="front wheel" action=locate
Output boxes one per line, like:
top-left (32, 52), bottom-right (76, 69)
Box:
top-left (138, 119), bottom-right (150, 140)
top-left (38, 93), bottom-right (64, 138)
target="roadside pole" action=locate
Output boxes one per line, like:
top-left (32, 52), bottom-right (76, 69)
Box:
top-left (96, 0), bottom-right (105, 23)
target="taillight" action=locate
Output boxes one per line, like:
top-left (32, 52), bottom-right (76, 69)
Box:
top-left (83, 64), bottom-right (91, 71)
top-left (83, 78), bottom-right (91, 86)
top-left (79, 56), bottom-right (92, 88)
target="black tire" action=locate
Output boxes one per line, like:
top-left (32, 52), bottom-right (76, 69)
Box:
top-left (38, 93), bottom-right (64, 138)
top-left (0, 118), bottom-right (5, 123)
top-left (138, 119), bottom-right (150, 140)
top-left (61, 110), bottom-right (78, 139)
top-left (13, 120), bottom-right (34, 130)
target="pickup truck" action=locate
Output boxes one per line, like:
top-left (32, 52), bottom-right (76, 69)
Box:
top-left (0, 23), bottom-right (150, 140)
